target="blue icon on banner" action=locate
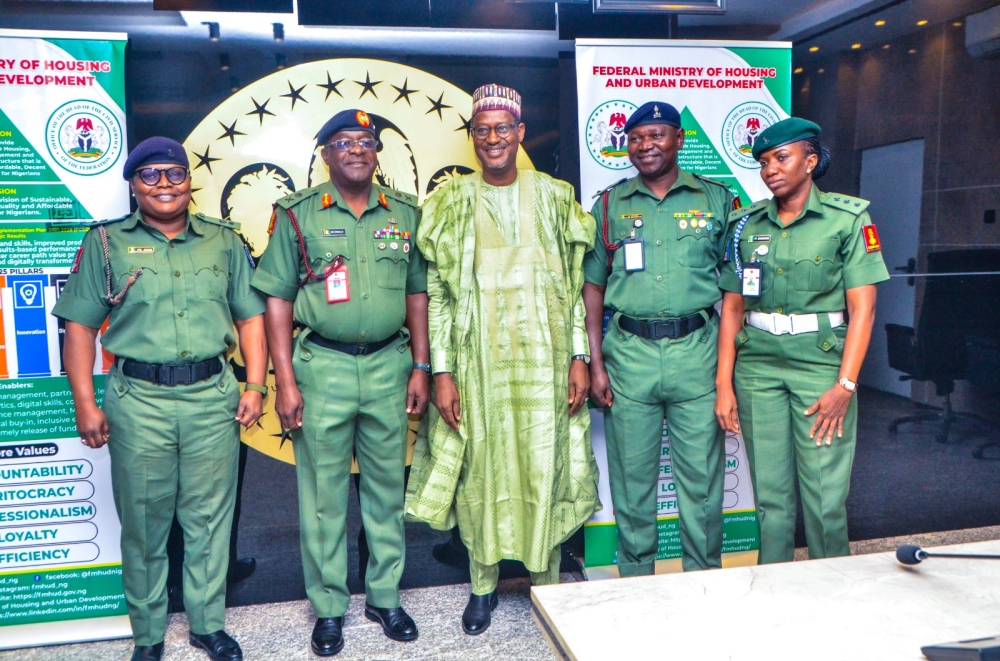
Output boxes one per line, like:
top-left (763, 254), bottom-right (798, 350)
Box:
top-left (14, 281), bottom-right (44, 309)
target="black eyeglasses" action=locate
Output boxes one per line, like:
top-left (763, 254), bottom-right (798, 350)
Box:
top-left (472, 124), bottom-right (518, 140)
top-left (325, 138), bottom-right (379, 152)
top-left (135, 166), bottom-right (189, 186)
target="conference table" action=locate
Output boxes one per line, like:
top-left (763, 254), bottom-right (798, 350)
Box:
top-left (531, 540), bottom-right (1000, 661)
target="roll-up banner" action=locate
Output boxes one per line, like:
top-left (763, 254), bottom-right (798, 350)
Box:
top-left (0, 28), bottom-right (131, 650)
top-left (577, 39), bottom-right (792, 577)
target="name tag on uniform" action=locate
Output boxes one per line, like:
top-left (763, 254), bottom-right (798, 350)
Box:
top-left (326, 264), bottom-right (350, 303)
top-left (622, 237), bottom-right (645, 272)
top-left (322, 228), bottom-right (347, 237)
top-left (742, 261), bottom-right (762, 298)
top-left (127, 246), bottom-right (154, 254)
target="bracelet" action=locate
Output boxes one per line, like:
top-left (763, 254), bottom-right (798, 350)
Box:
top-left (245, 382), bottom-right (268, 397)
top-left (412, 362), bottom-right (432, 375)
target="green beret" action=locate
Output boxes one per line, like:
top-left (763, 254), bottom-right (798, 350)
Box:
top-left (751, 118), bottom-right (821, 161)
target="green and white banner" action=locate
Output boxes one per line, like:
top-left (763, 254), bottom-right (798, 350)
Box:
top-left (576, 39), bottom-right (793, 576)
top-left (0, 29), bottom-right (130, 650)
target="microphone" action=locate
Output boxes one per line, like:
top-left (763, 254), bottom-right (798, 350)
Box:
top-left (896, 544), bottom-right (1000, 565)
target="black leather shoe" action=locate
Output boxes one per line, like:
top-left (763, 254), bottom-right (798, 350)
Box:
top-left (189, 630), bottom-right (243, 661)
top-left (227, 557), bottom-right (257, 585)
top-left (364, 604), bottom-right (418, 642)
top-left (311, 617), bottom-right (344, 656)
top-left (462, 591), bottom-right (498, 636)
top-left (131, 642), bottom-right (163, 661)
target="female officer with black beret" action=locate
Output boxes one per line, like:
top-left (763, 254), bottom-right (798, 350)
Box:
top-left (715, 118), bottom-right (889, 564)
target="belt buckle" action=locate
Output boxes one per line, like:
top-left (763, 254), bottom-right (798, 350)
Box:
top-left (356, 343), bottom-right (368, 356)
top-left (773, 314), bottom-right (792, 335)
top-left (157, 365), bottom-right (175, 386)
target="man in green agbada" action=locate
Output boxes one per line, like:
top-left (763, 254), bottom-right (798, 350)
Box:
top-left (405, 84), bottom-right (600, 635)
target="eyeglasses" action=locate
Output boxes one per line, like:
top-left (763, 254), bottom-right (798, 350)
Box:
top-left (135, 166), bottom-right (189, 186)
top-left (472, 124), bottom-right (518, 140)
top-left (325, 138), bottom-right (379, 151)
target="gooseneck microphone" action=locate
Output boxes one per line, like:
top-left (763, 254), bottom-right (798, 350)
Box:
top-left (896, 544), bottom-right (1000, 565)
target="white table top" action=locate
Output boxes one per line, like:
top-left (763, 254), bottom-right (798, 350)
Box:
top-left (532, 540), bottom-right (1000, 661)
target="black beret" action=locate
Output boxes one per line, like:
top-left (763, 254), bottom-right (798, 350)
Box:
top-left (317, 109), bottom-right (376, 146)
top-left (623, 101), bottom-right (681, 133)
top-left (752, 117), bottom-right (821, 161)
top-left (122, 137), bottom-right (189, 179)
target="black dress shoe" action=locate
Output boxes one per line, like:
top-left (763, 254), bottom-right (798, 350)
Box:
top-left (189, 630), bottom-right (243, 661)
top-left (131, 642), bottom-right (163, 661)
top-left (311, 617), bottom-right (344, 656)
top-left (462, 591), bottom-right (498, 636)
top-left (364, 604), bottom-right (418, 641)
top-left (227, 557), bottom-right (257, 585)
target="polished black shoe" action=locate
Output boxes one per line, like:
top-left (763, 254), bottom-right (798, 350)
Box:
top-left (311, 617), bottom-right (344, 656)
top-left (364, 604), bottom-right (418, 642)
top-left (227, 556), bottom-right (257, 585)
top-left (189, 630), bottom-right (243, 661)
top-left (462, 590), bottom-right (498, 636)
top-left (131, 642), bottom-right (164, 661)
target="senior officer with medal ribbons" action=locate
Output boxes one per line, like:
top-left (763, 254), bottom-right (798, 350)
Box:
top-left (252, 108), bottom-right (429, 656)
top-left (716, 118), bottom-right (889, 564)
top-left (583, 101), bottom-right (734, 578)
top-left (54, 138), bottom-right (268, 661)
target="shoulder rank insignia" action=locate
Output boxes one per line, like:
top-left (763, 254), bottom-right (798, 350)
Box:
top-left (732, 197), bottom-right (742, 211)
top-left (378, 192), bottom-right (390, 209)
top-left (267, 207), bottom-right (277, 235)
top-left (321, 193), bottom-right (333, 209)
top-left (71, 245), bottom-right (84, 274)
top-left (863, 224), bottom-right (881, 252)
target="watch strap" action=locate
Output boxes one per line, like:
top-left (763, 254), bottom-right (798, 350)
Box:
top-left (245, 382), bottom-right (268, 396)
top-left (413, 362), bottom-right (432, 374)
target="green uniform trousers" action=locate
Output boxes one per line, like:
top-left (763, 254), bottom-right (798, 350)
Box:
top-left (292, 330), bottom-right (410, 617)
top-left (469, 546), bottom-right (561, 595)
top-left (602, 313), bottom-right (725, 576)
top-left (103, 361), bottom-right (239, 646)
top-left (734, 324), bottom-right (857, 564)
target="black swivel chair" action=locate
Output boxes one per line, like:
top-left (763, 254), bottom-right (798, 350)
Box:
top-left (885, 249), bottom-right (1000, 444)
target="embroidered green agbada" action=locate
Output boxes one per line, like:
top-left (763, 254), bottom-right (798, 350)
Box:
top-left (405, 170), bottom-right (601, 572)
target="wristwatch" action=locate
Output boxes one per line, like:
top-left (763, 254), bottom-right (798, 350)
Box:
top-left (572, 354), bottom-right (591, 365)
top-left (413, 362), bottom-right (432, 375)
top-left (837, 377), bottom-right (857, 393)
top-left (245, 382), bottom-right (268, 398)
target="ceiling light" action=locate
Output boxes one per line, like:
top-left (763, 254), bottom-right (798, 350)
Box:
top-left (882, 44), bottom-right (890, 50)
top-left (917, 19), bottom-right (928, 26)
top-left (851, 43), bottom-right (862, 49)
top-left (953, 21), bottom-right (963, 27)
top-left (219, 53), bottom-right (230, 71)
top-left (875, 19), bottom-right (886, 26)
top-left (809, 45), bottom-right (819, 52)
top-left (908, 48), bottom-right (917, 54)
top-left (818, 68), bottom-right (825, 73)
top-left (203, 22), bottom-right (220, 41)
top-left (794, 67), bottom-right (803, 74)
top-left (273, 23), bottom-right (284, 42)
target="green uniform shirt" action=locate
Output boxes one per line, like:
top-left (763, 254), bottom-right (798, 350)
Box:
top-left (52, 210), bottom-right (265, 364)
top-left (583, 169), bottom-right (734, 319)
top-left (252, 181), bottom-right (426, 343)
top-left (719, 185), bottom-right (890, 313)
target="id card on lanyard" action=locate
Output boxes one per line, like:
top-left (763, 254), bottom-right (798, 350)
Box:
top-left (622, 237), bottom-right (645, 272)
top-left (325, 256), bottom-right (349, 303)
top-left (742, 262), bottom-right (762, 298)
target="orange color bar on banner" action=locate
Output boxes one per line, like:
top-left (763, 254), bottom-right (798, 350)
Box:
top-left (100, 317), bottom-right (114, 373)
top-left (0, 276), bottom-right (7, 379)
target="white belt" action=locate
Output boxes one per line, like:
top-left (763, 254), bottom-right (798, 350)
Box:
top-left (746, 311), bottom-right (845, 336)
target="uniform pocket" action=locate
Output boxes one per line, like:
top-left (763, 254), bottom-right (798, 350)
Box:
top-left (374, 238), bottom-right (411, 289)
top-left (791, 239), bottom-right (840, 291)
top-left (676, 221), bottom-right (716, 267)
top-left (113, 255), bottom-right (159, 307)
top-left (191, 250), bottom-right (230, 302)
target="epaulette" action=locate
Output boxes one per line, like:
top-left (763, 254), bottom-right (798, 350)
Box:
top-left (820, 192), bottom-right (870, 215)
top-left (693, 172), bottom-right (731, 190)
top-left (89, 213), bottom-right (131, 227)
top-left (275, 187), bottom-right (320, 210)
top-left (194, 212), bottom-right (241, 231)
top-left (591, 177), bottom-right (628, 200)
top-left (728, 198), bottom-right (767, 222)
top-left (380, 186), bottom-right (418, 208)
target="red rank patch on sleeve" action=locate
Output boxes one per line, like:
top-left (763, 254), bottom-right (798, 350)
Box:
top-left (321, 193), bottom-right (332, 209)
top-left (71, 246), bottom-right (84, 273)
top-left (378, 192), bottom-right (390, 209)
top-left (732, 196), bottom-right (742, 211)
top-left (863, 224), bottom-right (881, 252)
top-left (267, 208), bottom-right (277, 235)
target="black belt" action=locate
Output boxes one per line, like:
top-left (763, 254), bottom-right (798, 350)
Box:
top-left (306, 331), bottom-right (400, 356)
top-left (121, 356), bottom-right (223, 386)
top-left (618, 308), bottom-right (715, 341)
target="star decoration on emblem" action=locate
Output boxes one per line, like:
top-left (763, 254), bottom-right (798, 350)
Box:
top-left (425, 92), bottom-right (451, 120)
top-left (455, 113), bottom-right (473, 139)
top-left (216, 119), bottom-right (245, 146)
top-left (281, 81), bottom-right (308, 109)
top-left (355, 71), bottom-right (382, 99)
top-left (317, 73), bottom-right (344, 101)
top-left (391, 78), bottom-right (418, 106)
top-left (192, 146), bottom-right (220, 174)
top-left (246, 97), bottom-right (275, 126)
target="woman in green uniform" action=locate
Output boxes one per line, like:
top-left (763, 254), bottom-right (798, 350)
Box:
top-left (715, 118), bottom-right (889, 564)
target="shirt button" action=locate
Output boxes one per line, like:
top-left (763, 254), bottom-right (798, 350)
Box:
top-left (657, 312), bottom-right (664, 318)
top-left (781, 231), bottom-right (788, 237)
top-left (174, 270), bottom-right (181, 277)
top-left (776, 307), bottom-right (783, 313)
top-left (657, 209), bottom-right (663, 213)
top-left (168, 242), bottom-right (175, 248)
top-left (178, 310), bottom-right (185, 317)
top-left (823, 342), bottom-right (831, 350)
top-left (361, 257), bottom-right (367, 263)
top-left (656, 275), bottom-right (663, 282)
top-left (213, 265), bottom-right (219, 271)
top-left (358, 222), bottom-right (364, 228)
top-left (325, 252), bottom-right (332, 259)
top-left (362, 293), bottom-right (369, 299)
top-left (815, 255), bottom-right (821, 262)
top-left (361, 331), bottom-right (368, 337)
top-left (776, 268), bottom-right (784, 275)
top-left (181, 351), bottom-right (188, 357)
top-left (656, 240), bottom-right (662, 246)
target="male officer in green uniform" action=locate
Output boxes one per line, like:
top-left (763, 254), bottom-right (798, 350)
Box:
top-left (253, 109), bottom-right (429, 656)
top-left (583, 102), bottom-right (734, 577)
top-left (55, 137), bottom-right (268, 661)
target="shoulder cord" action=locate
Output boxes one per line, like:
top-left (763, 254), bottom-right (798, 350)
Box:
top-left (600, 190), bottom-right (618, 273)
top-left (284, 207), bottom-right (342, 286)
top-left (98, 225), bottom-right (142, 307)
top-left (732, 214), bottom-right (751, 279)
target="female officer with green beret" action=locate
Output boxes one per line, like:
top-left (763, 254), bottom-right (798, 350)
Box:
top-left (715, 118), bottom-right (889, 564)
